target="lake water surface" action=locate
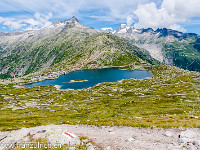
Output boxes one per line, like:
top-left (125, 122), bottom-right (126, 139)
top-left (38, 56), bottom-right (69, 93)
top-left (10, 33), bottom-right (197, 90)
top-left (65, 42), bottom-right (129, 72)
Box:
top-left (26, 68), bottom-right (152, 89)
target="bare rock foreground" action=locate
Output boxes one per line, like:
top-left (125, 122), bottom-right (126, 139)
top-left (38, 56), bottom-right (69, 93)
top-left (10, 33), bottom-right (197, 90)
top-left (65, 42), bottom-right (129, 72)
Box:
top-left (0, 125), bottom-right (200, 150)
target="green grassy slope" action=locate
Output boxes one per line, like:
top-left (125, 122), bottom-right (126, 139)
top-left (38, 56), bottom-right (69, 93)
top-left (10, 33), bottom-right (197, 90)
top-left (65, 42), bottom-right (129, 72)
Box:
top-left (0, 65), bottom-right (199, 131)
top-left (115, 28), bottom-right (200, 72)
top-left (45, 33), bottom-right (159, 74)
top-left (0, 26), bottom-right (158, 79)
top-left (163, 37), bottom-right (200, 72)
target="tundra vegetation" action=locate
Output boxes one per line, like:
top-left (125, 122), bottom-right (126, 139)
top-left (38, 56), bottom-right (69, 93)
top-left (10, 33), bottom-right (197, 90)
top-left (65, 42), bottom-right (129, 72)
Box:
top-left (1, 17), bottom-right (200, 149)
top-left (0, 65), bottom-right (199, 131)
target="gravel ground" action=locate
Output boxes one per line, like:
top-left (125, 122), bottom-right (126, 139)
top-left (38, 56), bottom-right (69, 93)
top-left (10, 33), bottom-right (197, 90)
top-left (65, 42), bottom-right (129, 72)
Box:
top-left (0, 124), bottom-right (200, 150)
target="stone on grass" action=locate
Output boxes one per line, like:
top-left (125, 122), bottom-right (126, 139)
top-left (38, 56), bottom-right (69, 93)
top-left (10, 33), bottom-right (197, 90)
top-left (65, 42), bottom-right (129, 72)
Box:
top-left (191, 116), bottom-right (199, 119)
top-left (50, 110), bottom-right (56, 112)
top-left (68, 147), bottom-right (76, 150)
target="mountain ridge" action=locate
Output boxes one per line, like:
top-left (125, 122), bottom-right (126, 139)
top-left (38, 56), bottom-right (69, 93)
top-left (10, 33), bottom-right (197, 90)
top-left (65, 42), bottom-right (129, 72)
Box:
top-left (0, 17), bottom-right (158, 78)
top-left (1, 16), bottom-right (199, 79)
top-left (97, 24), bottom-right (200, 71)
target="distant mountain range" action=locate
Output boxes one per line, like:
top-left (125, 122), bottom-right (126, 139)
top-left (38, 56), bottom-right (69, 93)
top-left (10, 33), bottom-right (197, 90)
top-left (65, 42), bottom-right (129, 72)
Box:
top-left (98, 24), bottom-right (200, 72)
top-left (0, 17), bottom-right (157, 78)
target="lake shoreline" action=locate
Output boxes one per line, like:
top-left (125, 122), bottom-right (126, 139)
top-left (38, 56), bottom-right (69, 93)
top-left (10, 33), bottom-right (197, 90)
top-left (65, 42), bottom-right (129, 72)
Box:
top-left (25, 67), bottom-right (152, 89)
top-left (0, 65), bottom-right (149, 87)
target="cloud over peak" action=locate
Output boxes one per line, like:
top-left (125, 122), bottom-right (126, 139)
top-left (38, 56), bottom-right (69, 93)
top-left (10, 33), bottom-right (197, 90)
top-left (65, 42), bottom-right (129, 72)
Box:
top-left (0, 12), bottom-right (52, 31)
top-left (0, 0), bottom-right (199, 33)
top-left (133, 0), bottom-right (200, 32)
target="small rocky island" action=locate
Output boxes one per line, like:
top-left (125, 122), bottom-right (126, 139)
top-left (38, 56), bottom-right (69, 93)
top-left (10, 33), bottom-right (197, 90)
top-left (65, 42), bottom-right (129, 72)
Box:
top-left (69, 80), bottom-right (88, 83)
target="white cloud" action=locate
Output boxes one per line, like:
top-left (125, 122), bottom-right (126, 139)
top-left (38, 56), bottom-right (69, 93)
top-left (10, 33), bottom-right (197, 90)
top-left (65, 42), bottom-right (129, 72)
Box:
top-left (0, 17), bottom-right (26, 30)
top-left (101, 27), bottom-right (113, 30)
top-left (0, 12), bottom-right (52, 31)
top-left (169, 24), bottom-right (187, 32)
top-left (126, 15), bottom-right (134, 27)
top-left (0, 0), bottom-right (199, 32)
top-left (4, 20), bottom-right (26, 30)
top-left (0, 0), bottom-right (157, 31)
top-left (133, 0), bottom-right (200, 32)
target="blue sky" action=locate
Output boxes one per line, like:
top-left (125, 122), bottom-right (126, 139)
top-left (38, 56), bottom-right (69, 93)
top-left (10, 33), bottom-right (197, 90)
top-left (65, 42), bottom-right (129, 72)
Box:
top-left (0, 0), bottom-right (200, 34)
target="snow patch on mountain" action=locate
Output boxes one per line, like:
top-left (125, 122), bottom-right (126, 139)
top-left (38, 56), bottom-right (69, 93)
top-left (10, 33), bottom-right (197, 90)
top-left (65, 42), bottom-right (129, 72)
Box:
top-left (97, 27), bottom-right (113, 33)
top-left (97, 24), bottom-right (198, 64)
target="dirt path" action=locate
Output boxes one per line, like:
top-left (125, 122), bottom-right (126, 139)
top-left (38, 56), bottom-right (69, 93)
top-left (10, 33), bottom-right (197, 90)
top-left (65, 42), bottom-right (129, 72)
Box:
top-left (0, 124), bottom-right (199, 150)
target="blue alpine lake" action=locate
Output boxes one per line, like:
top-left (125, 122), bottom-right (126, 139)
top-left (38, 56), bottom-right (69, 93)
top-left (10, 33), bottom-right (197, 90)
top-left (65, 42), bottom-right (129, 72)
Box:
top-left (26, 68), bottom-right (152, 89)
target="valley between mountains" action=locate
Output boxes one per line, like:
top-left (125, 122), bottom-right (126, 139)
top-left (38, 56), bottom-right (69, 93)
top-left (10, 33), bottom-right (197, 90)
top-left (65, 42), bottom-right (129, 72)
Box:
top-left (0, 17), bottom-right (200, 149)
top-left (0, 17), bottom-right (157, 79)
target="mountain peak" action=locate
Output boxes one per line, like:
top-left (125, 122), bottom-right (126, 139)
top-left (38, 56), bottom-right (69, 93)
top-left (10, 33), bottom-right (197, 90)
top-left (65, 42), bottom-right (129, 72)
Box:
top-left (51, 17), bottom-right (79, 27)
top-left (69, 16), bottom-right (79, 23)
top-left (62, 16), bottom-right (88, 29)
top-left (63, 16), bottom-right (79, 25)
top-left (52, 19), bottom-right (62, 25)
top-left (120, 24), bottom-right (127, 28)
